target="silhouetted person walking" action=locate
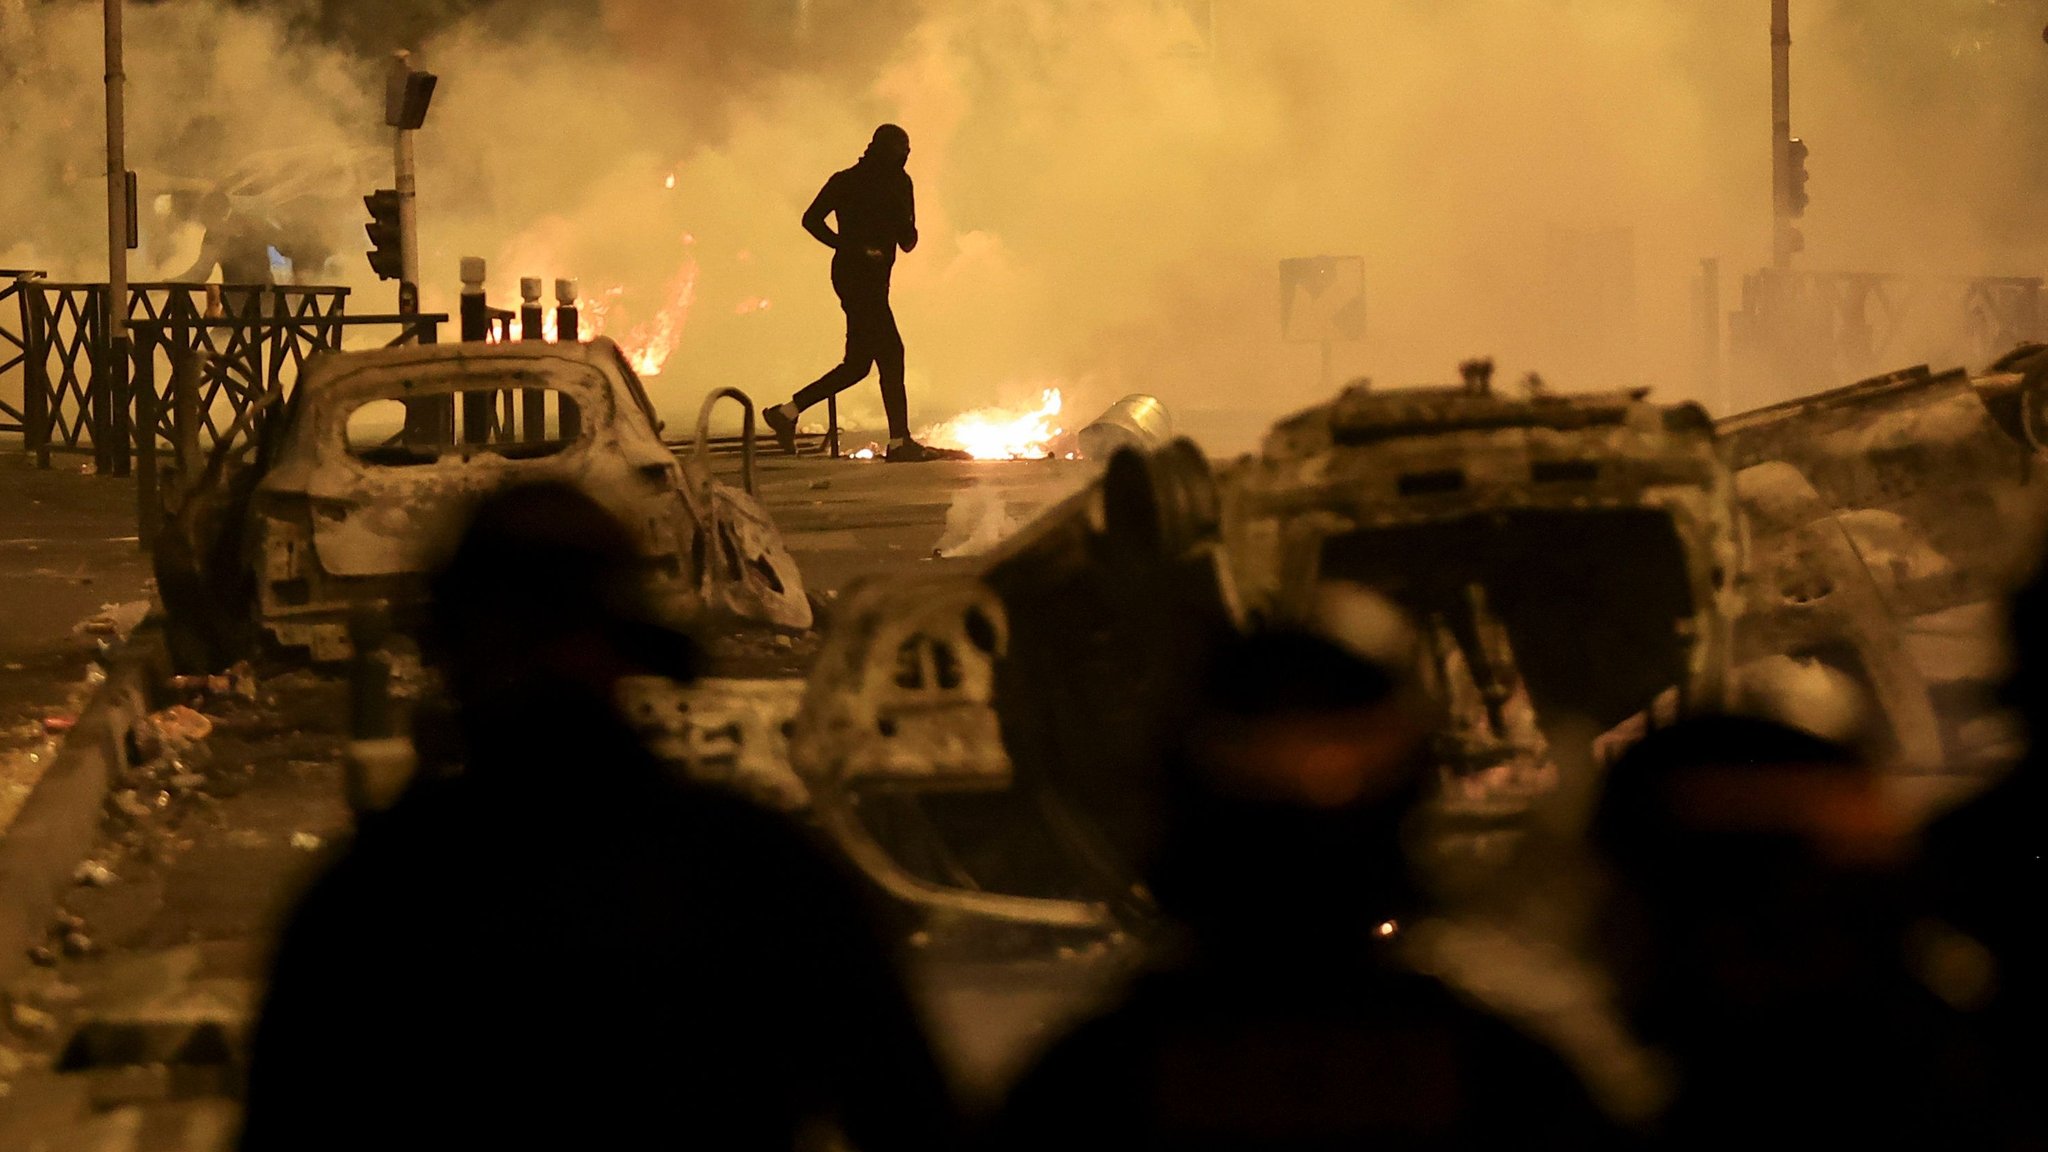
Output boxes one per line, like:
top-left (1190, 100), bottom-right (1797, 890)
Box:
top-left (765, 124), bottom-right (963, 463)
top-left (992, 627), bottom-right (1620, 1151)
top-left (240, 482), bottom-right (957, 1152)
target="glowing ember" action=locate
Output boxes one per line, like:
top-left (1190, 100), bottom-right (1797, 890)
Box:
top-left (919, 389), bottom-right (1064, 460)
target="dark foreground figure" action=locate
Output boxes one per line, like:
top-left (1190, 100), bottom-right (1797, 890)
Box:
top-left (240, 483), bottom-right (956, 1151)
top-left (992, 628), bottom-right (1620, 1151)
top-left (1920, 557), bottom-right (2048, 1146)
top-left (764, 124), bottom-right (964, 463)
top-left (1594, 714), bottom-right (1994, 1149)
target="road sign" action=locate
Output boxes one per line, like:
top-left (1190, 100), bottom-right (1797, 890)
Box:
top-left (1280, 255), bottom-right (1366, 344)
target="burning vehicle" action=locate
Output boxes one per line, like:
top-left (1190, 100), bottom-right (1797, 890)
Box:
top-left (154, 337), bottom-right (809, 671)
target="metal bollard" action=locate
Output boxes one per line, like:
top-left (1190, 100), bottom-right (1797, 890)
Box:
top-left (555, 278), bottom-right (582, 438)
top-left (519, 277), bottom-right (545, 442)
top-left (458, 257), bottom-right (493, 443)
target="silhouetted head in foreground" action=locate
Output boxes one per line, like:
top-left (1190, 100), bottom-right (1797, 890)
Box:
top-left (425, 481), bottom-right (697, 729)
top-left (864, 123), bottom-right (911, 169)
top-left (1593, 714), bottom-right (1910, 1046)
top-left (1150, 627), bottom-right (1430, 947)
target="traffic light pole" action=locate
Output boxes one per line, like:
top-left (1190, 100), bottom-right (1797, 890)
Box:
top-left (1771, 0), bottom-right (1795, 269)
top-left (395, 124), bottom-right (419, 316)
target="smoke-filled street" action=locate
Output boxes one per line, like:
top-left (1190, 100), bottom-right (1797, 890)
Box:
top-left (4, 1), bottom-right (2048, 1149)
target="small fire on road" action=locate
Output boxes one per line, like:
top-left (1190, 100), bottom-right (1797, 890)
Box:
top-left (920, 389), bottom-right (1065, 460)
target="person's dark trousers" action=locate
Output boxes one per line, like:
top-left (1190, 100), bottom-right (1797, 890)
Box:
top-left (794, 254), bottom-right (910, 440)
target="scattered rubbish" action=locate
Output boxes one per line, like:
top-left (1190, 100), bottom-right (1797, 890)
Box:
top-left (73, 600), bottom-right (150, 641)
top-left (145, 705), bottom-right (214, 750)
top-left (113, 790), bottom-right (154, 820)
top-left (73, 861), bottom-right (117, 888)
top-left (169, 773), bottom-right (208, 792)
top-left (933, 485), bottom-right (1020, 558)
top-left (810, 479), bottom-right (833, 490)
top-left (26, 946), bottom-right (56, 968)
top-left (2, 662), bottom-right (21, 672)
top-left (289, 832), bottom-right (324, 852)
top-left (168, 661), bottom-right (257, 701)
top-left (8, 1004), bottom-right (55, 1040)
top-left (60, 932), bottom-right (92, 958)
top-left (40, 715), bottom-right (75, 735)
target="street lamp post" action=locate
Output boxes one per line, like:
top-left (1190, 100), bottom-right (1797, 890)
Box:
top-left (1771, 0), bottom-right (1795, 269)
top-left (103, 0), bottom-right (129, 473)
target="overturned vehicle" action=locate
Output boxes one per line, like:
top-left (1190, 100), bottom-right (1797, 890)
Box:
top-left (1720, 359), bottom-right (2043, 769)
top-left (154, 337), bottom-right (809, 671)
top-left (777, 378), bottom-right (1752, 934)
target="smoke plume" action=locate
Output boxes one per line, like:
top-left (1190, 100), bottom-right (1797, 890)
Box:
top-left (7, 0), bottom-right (2048, 449)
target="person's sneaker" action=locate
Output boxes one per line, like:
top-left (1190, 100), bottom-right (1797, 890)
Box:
top-left (762, 405), bottom-right (799, 456)
top-left (885, 439), bottom-right (971, 463)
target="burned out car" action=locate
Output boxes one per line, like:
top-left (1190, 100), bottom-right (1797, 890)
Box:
top-left (155, 337), bottom-right (809, 670)
top-left (786, 379), bottom-right (1749, 930)
top-left (1720, 362), bottom-right (2041, 767)
top-left (1221, 380), bottom-right (1741, 820)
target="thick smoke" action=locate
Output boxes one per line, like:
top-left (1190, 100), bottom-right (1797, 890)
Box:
top-left (7, 0), bottom-right (2048, 449)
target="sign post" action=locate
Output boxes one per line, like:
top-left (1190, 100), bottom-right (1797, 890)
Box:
top-left (1279, 255), bottom-right (1367, 391)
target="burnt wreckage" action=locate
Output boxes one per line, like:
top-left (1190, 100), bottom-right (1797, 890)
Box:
top-left (154, 337), bottom-right (808, 670)
top-left (151, 343), bottom-right (2034, 937)
top-left (792, 377), bottom-right (1749, 931)
top-left (791, 364), bottom-right (2039, 932)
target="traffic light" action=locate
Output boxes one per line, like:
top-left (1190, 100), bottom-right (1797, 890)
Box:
top-left (1785, 136), bottom-right (1810, 219)
top-left (364, 189), bottom-right (402, 281)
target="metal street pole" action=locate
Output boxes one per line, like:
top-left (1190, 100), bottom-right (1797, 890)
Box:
top-left (1771, 0), bottom-right (1794, 269)
top-left (391, 51), bottom-right (421, 316)
top-left (103, 0), bottom-right (129, 438)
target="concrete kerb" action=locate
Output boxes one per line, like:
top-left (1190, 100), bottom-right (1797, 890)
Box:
top-left (0, 623), bottom-right (169, 997)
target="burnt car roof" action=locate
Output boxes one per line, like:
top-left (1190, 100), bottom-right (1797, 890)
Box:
top-left (1258, 382), bottom-right (1715, 462)
top-left (297, 337), bottom-right (635, 400)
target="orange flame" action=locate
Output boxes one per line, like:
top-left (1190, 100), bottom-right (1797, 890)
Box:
top-left (621, 258), bottom-right (699, 377)
top-left (919, 389), bottom-right (1064, 460)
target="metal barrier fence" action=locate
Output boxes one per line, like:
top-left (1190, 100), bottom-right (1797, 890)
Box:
top-left (1726, 269), bottom-right (2045, 408)
top-left (128, 307), bottom-right (445, 548)
top-left (0, 270), bottom-right (44, 437)
top-left (0, 281), bottom-right (447, 470)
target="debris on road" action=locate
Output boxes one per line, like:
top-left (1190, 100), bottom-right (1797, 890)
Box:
top-left (289, 832), bottom-right (323, 852)
top-left (72, 860), bottom-right (117, 888)
top-left (72, 601), bottom-right (150, 641)
top-left (143, 706), bottom-right (214, 752)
